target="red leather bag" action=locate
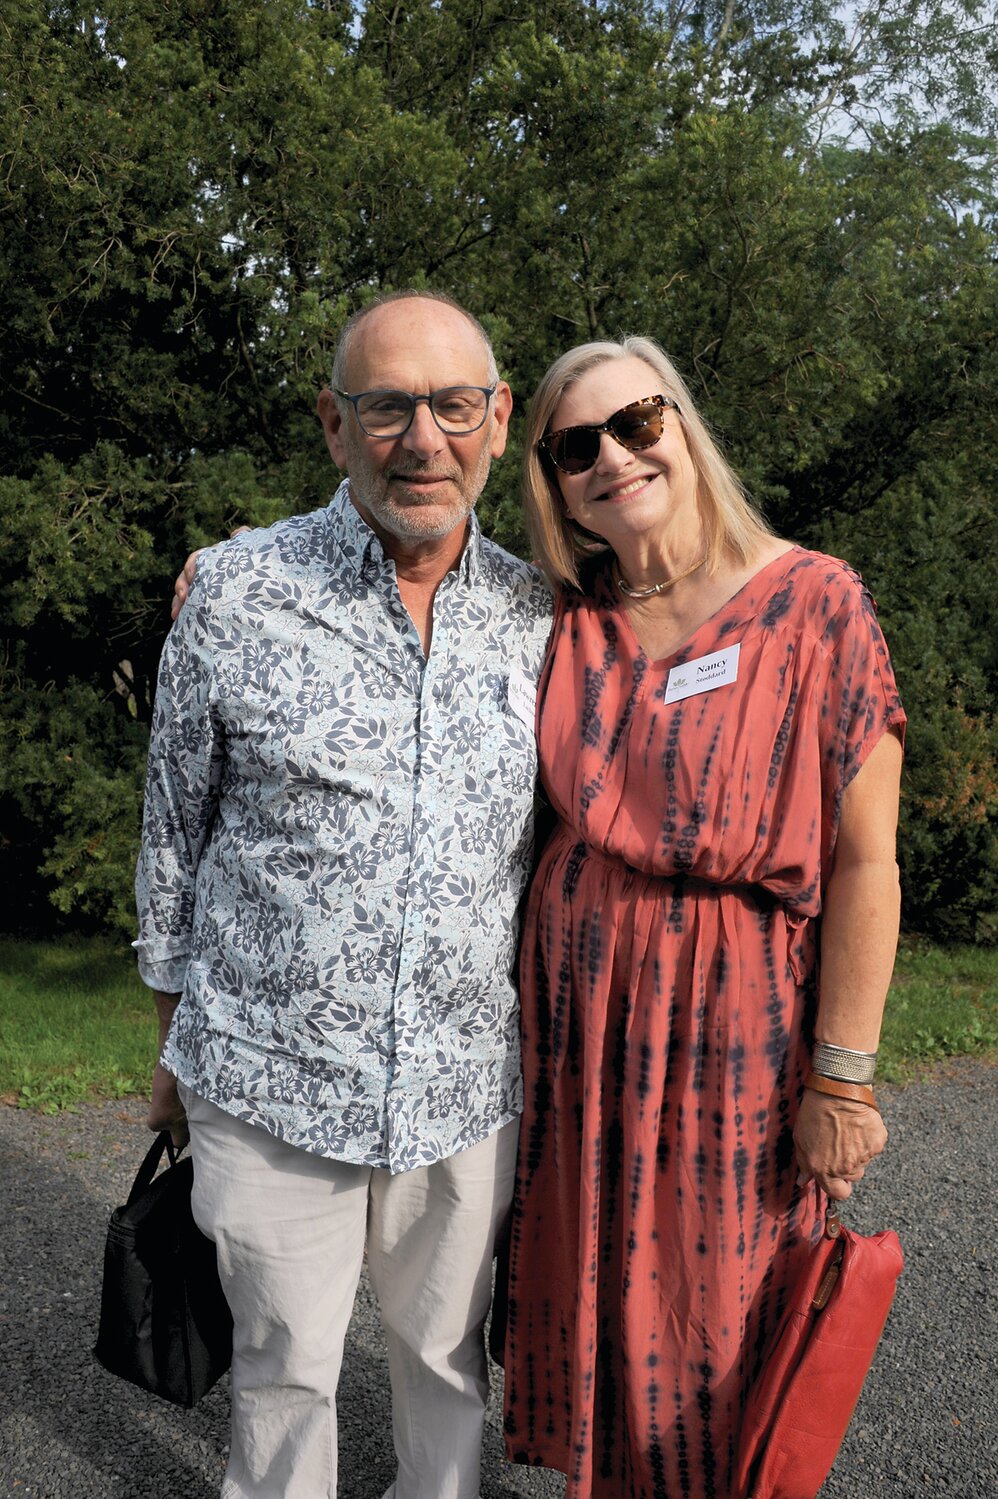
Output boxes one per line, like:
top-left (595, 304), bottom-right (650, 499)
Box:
top-left (736, 1210), bottom-right (903, 1499)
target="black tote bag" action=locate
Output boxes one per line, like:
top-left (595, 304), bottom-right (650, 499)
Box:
top-left (93, 1130), bottom-right (232, 1407)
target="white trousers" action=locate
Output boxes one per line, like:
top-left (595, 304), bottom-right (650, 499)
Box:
top-left (182, 1088), bottom-right (518, 1499)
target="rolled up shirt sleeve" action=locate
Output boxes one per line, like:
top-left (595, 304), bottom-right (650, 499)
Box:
top-left (134, 572), bottom-right (225, 993)
top-left (132, 949), bottom-right (190, 993)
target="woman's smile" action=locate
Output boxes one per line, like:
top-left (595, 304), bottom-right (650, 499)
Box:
top-left (592, 473), bottom-right (657, 503)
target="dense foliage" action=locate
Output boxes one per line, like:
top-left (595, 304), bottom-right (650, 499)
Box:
top-left (2, 0), bottom-right (996, 939)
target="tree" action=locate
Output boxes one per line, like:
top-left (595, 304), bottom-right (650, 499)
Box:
top-left (1, 0), bottom-right (995, 937)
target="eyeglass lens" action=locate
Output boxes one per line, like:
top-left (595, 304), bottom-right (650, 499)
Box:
top-left (355, 387), bottom-right (490, 436)
top-left (545, 398), bottom-right (667, 474)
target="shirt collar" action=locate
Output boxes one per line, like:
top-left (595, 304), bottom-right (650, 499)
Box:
top-left (324, 477), bottom-right (484, 584)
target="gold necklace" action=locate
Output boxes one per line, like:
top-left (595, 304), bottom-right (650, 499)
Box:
top-left (614, 552), bottom-right (707, 598)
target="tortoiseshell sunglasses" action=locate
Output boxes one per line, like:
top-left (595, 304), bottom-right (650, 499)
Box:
top-left (540, 394), bottom-right (680, 475)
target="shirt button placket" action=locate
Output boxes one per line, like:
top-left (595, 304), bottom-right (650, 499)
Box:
top-left (388, 644), bottom-right (437, 1166)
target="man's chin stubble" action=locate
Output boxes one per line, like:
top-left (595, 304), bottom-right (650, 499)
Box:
top-left (379, 498), bottom-right (473, 543)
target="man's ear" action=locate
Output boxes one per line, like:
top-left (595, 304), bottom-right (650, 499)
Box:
top-left (317, 388), bottom-right (348, 469)
top-left (489, 381), bottom-right (514, 460)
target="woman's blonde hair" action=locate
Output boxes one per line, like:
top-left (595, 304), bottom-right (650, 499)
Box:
top-left (523, 335), bottom-right (773, 590)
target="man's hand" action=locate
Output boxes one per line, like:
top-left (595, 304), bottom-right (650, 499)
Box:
top-left (171, 528), bottom-right (251, 620)
top-left (148, 990), bottom-right (188, 1148)
top-left (148, 1060), bottom-right (189, 1150)
top-left (793, 1089), bottom-right (888, 1201)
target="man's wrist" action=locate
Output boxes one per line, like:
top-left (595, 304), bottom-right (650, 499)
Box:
top-left (152, 990), bottom-right (182, 1020)
top-left (153, 991), bottom-right (181, 1054)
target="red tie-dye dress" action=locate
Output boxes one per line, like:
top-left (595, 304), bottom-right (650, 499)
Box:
top-left (503, 547), bottom-right (905, 1499)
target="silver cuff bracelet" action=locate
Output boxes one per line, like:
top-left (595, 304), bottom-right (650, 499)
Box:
top-left (811, 1041), bottom-right (877, 1085)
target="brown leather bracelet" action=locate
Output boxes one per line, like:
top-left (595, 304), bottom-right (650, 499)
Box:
top-left (804, 1072), bottom-right (879, 1112)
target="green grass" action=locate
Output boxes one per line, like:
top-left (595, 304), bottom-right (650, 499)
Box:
top-left (878, 935), bottom-right (998, 1081)
top-left (0, 934), bottom-right (995, 1112)
top-left (0, 936), bottom-right (156, 1112)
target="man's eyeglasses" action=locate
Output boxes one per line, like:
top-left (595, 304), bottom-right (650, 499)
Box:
top-left (539, 395), bottom-right (680, 476)
top-left (336, 386), bottom-right (497, 438)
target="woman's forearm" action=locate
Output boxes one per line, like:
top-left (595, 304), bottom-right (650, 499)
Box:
top-left (814, 729), bottom-right (904, 1056)
top-left (815, 854), bottom-right (900, 1054)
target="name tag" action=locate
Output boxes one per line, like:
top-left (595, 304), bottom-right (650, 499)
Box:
top-left (507, 667), bottom-right (538, 730)
top-left (664, 643), bottom-right (741, 704)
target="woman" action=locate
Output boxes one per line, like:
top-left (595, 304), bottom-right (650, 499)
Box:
top-left (502, 337), bottom-right (905, 1499)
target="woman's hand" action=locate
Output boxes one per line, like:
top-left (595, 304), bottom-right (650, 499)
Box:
top-left (793, 1089), bottom-right (887, 1200)
top-left (170, 527), bottom-right (250, 619)
top-left (171, 550), bottom-right (203, 620)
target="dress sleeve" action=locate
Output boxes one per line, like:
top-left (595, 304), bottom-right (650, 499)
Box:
top-left (816, 561), bottom-right (906, 848)
top-left (133, 573), bottom-right (225, 990)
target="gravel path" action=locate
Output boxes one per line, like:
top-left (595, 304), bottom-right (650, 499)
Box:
top-left (1, 1059), bottom-right (995, 1498)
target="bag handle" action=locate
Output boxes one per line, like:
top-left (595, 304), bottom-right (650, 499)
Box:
top-left (812, 1205), bottom-right (847, 1310)
top-left (125, 1131), bottom-right (183, 1205)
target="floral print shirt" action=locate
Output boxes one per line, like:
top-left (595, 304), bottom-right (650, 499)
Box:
top-left (135, 481), bottom-right (554, 1172)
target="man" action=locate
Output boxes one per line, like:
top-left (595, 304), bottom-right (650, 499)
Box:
top-left (135, 292), bottom-right (553, 1499)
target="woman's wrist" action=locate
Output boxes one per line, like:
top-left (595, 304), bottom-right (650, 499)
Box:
top-left (810, 1040), bottom-right (878, 1085)
top-left (804, 1071), bottom-right (879, 1112)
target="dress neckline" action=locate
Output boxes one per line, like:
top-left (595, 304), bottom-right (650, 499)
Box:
top-left (602, 544), bottom-right (803, 669)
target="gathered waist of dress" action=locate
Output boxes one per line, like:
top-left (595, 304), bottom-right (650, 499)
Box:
top-left (544, 818), bottom-right (814, 924)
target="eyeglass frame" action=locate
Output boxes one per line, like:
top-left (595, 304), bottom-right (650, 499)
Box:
top-left (539, 394), bottom-right (681, 475)
top-left (334, 385), bottom-right (498, 439)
